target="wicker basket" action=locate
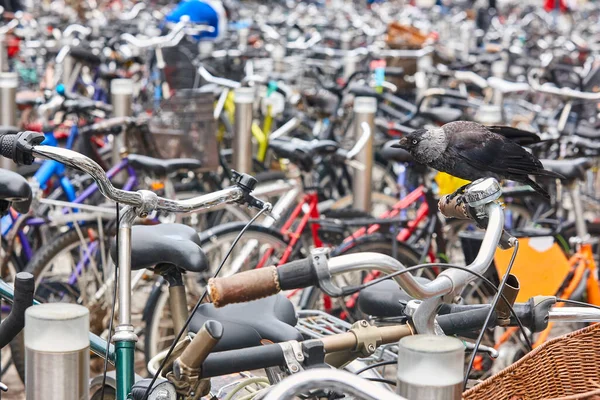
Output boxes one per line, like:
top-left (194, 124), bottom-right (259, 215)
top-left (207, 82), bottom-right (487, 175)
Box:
top-left (463, 323), bottom-right (600, 400)
top-left (149, 89), bottom-right (218, 170)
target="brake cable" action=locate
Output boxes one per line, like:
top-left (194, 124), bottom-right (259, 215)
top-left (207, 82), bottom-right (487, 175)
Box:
top-left (141, 204), bottom-right (271, 400)
top-left (341, 260), bottom-right (533, 352)
top-left (100, 202), bottom-right (120, 400)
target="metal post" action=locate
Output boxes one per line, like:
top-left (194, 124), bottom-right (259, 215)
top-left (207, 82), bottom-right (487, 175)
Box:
top-left (238, 28), bottom-right (249, 51)
top-left (25, 304), bottom-right (90, 400)
top-left (415, 53), bottom-right (432, 101)
top-left (397, 335), bottom-right (464, 400)
top-left (233, 87), bottom-right (254, 174)
top-left (343, 53), bottom-right (358, 81)
top-left (62, 54), bottom-right (74, 87)
top-left (341, 32), bottom-right (353, 51)
top-left (0, 36), bottom-right (8, 72)
top-left (0, 72), bottom-right (17, 171)
top-left (110, 79), bottom-right (133, 163)
top-left (272, 46), bottom-right (286, 73)
top-left (352, 97), bottom-right (376, 212)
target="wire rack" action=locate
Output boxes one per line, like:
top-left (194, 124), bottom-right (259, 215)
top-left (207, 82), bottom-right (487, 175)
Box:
top-left (149, 89), bottom-right (219, 170)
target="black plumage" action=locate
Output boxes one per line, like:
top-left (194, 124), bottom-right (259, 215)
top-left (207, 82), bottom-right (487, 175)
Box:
top-left (394, 121), bottom-right (562, 199)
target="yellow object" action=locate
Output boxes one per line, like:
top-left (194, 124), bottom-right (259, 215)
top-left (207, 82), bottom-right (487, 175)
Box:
top-left (435, 172), bottom-right (470, 196)
top-left (494, 237), bottom-right (571, 302)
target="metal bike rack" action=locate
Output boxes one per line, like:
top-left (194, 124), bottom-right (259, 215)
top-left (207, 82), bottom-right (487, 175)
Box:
top-left (0, 36), bottom-right (8, 72)
top-left (110, 79), bottom-right (134, 163)
top-left (233, 86), bottom-right (255, 173)
top-left (62, 55), bottom-right (74, 89)
top-left (0, 72), bottom-right (17, 171)
top-left (25, 303), bottom-right (90, 400)
top-left (397, 335), bottom-right (464, 400)
top-left (352, 97), bottom-right (376, 212)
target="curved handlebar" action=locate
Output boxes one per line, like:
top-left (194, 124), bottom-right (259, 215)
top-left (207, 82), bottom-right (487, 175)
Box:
top-left (209, 178), bottom-right (506, 307)
top-left (118, 2), bottom-right (146, 21)
top-left (0, 19), bottom-right (18, 35)
top-left (63, 24), bottom-right (92, 38)
top-left (263, 369), bottom-right (405, 400)
top-left (528, 68), bottom-right (600, 101)
top-left (121, 19), bottom-right (202, 49)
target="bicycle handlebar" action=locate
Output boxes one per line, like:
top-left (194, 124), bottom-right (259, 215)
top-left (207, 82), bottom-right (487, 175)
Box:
top-left (63, 24), bottom-right (92, 38)
top-left (209, 178), bottom-right (505, 307)
top-left (0, 272), bottom-right (34, 349)
top-left (528, 68), bottom-right (600, 101)
top-left (118, 2), bottom-right (146, 21)
top-left (0, 132), bottom-right (271, 215)
top-left (263, 369), bottom-right (405, 400)
top-left (121, 19), bottom-right (213, 49)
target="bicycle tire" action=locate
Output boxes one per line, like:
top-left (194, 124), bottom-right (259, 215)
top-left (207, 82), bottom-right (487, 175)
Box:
top-left (0, 238), bottom-right (23, 377)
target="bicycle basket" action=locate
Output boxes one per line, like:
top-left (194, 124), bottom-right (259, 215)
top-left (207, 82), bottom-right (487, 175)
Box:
top-left (149, 89), bottom-right (218, 170)
top-left (463, 323), bottom-right (600, 400)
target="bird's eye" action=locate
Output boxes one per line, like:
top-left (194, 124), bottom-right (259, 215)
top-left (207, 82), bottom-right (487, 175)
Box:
top-left (412, 139), bottom-right (418, 145)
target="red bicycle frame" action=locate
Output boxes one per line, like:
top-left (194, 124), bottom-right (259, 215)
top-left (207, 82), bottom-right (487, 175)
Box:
top-left (256, 192), bottom-right (322, 269)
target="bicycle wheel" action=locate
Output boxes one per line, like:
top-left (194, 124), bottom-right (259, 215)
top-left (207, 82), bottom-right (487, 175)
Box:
top-left (0, 239), bottom-right (23, 377)
top-left (300, 233), bottom-right (424, 321)
top-left (10, 223), bottom-right (154, 381)
top-left (143, 224), bottom-right (289, 364)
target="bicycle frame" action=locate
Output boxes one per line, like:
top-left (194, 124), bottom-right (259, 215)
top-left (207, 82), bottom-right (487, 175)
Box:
top-left (1, 158), bottom-right (138, 263)
top-left (255, 191), bottom-right (322, 269)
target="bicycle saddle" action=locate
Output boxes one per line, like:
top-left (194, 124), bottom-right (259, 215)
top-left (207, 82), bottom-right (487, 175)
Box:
top-left (304, 93), bottom-right (338, 115)
top-left (0, 169), bottom-right (32, 214)
top-left (574, 120), bottom-right (600, 140)
top-left (109, 224), bottom-right (209, 272)
top-left (189, 294), bottom-right (302, 352)
top-left (269, 138), bottom-right (339, 171)
top-left (348, 86), bottom-right (381, 99)
top-left (357, 278), bottom-right (431, 318)
top-left (127, 154), bottom-right (203, 176)
top-left (418, 106), bottom-right (463, 124)
top-left (69, 46), bottom-right (102, 65)
top-left (541, 158), bottom-right (592, 182)
top-left (381, 140), bottom-right (415, 163)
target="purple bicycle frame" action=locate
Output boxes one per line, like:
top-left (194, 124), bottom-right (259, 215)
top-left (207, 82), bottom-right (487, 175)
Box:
top-left (13, 158), bottom-right (138, 262)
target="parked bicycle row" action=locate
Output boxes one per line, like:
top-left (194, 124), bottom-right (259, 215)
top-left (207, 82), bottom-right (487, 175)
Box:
top-left (0, 0), bottom-right (599, 399)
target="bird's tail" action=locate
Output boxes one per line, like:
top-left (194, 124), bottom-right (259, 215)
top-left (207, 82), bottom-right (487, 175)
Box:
top-left (525, 177), bottom-right (551, 200)
top-left (532, 169), bottom-right (566, 180)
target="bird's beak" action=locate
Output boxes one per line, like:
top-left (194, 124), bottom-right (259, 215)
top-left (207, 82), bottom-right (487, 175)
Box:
top-left (393, 137), bottom-right (409, 149)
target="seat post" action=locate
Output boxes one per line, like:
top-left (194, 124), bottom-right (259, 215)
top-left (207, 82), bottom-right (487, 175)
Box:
top-left (569, 181), bottom-right (588, 239)
top-left (156, 264), bottom-right (189, 337)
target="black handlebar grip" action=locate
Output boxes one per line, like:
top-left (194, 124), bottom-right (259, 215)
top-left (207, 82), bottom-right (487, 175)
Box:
top-left (201, 343), bottom-right (285, 378)
top-left (0, 272), bottom-right (35, 349)
top-left (437, 307), bottom-right (498, 335)
top-left (276, 258), bottom-right (318, 291)
top-left (0, 131), bottom-right (44, 165)
top-left (0, 134), bottom-right (17, 162)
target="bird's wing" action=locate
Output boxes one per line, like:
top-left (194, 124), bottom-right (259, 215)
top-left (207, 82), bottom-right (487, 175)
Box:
top-left (448, 129), bottom-right (545, 178)
top-left (487, 126), bottom-right (541, 146)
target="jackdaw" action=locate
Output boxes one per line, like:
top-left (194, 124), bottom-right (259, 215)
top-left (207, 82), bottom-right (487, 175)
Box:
top-left (393, 121), bottom-right (561, 199)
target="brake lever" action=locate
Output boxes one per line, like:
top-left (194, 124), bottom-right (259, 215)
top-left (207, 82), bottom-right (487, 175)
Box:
top-left (230, 170), bottom-right (276, 219)
top-left (466, 205), bottom-right (515, 250)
